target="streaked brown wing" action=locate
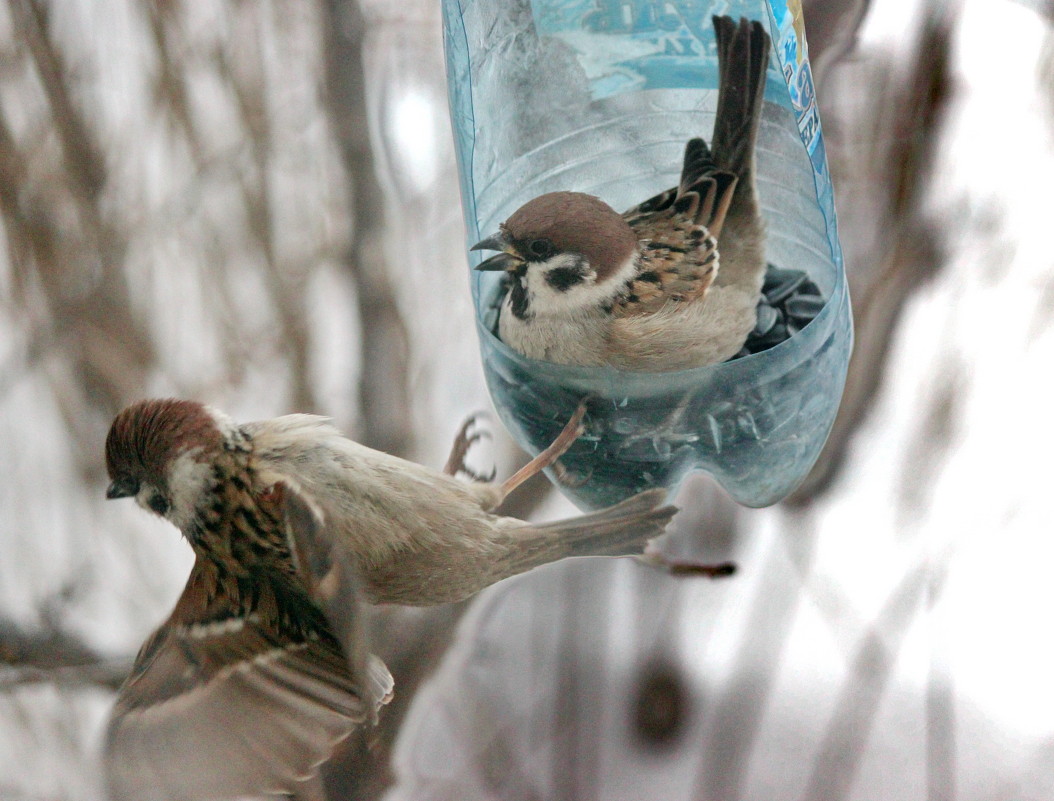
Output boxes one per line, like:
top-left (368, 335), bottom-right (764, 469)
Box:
top-left (616, 143), bottom-right (737, 318)
top-left (614, 211), bottom-right (720, 317)
top-left (105, 486), bottom-right (393, 801)
top-left (621, 139), bottom-right (738, 235)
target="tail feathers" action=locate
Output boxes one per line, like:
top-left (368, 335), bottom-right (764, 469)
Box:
top-left (679, 137), bottom-right (717, 195)
top-left (506, 489), bottom-right (677, 577)
top-left (674, 158), bottom-right (739, 236)
top-left (710, 15), bottom-right (770, 179)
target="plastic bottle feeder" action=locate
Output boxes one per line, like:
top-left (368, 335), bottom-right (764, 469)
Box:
top-left (443, 0), bottom-right (853, 510)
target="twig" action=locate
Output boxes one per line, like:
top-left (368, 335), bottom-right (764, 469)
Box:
top-left (0, 617), bottom-right (130, 692)
top-left (213, 30), bottom-right (317, 413)
top-left (321, 0), bottom-right (412, 456)
top-left (0, 660), bottom-right (130, 692)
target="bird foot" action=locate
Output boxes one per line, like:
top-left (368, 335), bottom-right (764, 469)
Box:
top-left (638, 547), bottom-right (736, 578)
top-left (665, 560), bottom-right (737, 578)
top-left (444, 413), bottom-right (497, 482)
top-left (551, 460), bottom-right (592, 488)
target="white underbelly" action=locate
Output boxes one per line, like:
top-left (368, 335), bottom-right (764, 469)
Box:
top-left (497, 301), bottom-right (609, 366)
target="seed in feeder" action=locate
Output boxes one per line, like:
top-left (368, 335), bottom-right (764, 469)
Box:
top-left (762, 267), bottom-right (808, 305)
top-left (785, 294), bottom-right (826, 321)
top-left (706, 414), bottom-right (723, 453)
top-left (753, 303), bottom-right (779, 337)
top-left (737, 411), bottom-right (760, 440)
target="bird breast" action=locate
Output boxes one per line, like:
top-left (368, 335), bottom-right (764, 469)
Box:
top-left (498, 300), bottom-right (613, 365)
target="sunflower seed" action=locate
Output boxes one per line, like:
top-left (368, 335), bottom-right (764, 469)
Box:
top-left (785, 294), bottom-right (826, 321)
top-left (753, 303), bottom-right (780, 336)
top-left (762, 267), bottom-right (808, 305)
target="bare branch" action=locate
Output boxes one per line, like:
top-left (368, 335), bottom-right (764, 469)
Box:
top-left (786, 2), bottom-right (958, 506)
top-left (1, 0), bottom-right (157, 476)
top-left (801, 0), bottom-right (872, 83)
top-left (142, 0), bottom-right (206, 162)
top-left (799, 545), bottom-right (954, 801)
top-left (8, 0), bottom-right (106, 205)
top-left (321, 0), bottom-right (412, 455)
top-left (0, 617), bottom-right (129, 692)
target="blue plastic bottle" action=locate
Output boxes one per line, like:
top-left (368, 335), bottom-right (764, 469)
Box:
top-left (443, 0), bottom-right (852, 509)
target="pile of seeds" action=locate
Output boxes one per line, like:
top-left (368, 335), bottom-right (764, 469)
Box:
top-left (733, 265), bottom-right (826, 358)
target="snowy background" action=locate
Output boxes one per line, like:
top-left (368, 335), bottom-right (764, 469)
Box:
top-left (1, 0), bottom-right (1053, 799)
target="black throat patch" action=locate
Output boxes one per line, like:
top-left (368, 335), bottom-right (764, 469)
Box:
top-left (506, 269), bottom-right (531, 320)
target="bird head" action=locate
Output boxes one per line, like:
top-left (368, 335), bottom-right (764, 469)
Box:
top-left (105, 399), bottom-right (230, 529)
top-left (472, 191), bottom-right (638, 317)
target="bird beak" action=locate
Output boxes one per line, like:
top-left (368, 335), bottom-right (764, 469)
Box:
top-left (106, 476), bottom-right (139, 499)
top-left (471, 234), bottom-right (505, 252)
top-left (471, 234), bottom-right (524, 272)
top-left (474, 252), bottom-right (524, 272)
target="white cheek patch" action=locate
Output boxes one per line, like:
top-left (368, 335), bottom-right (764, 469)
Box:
top-left (133, 487), bottom-right (155, 515)
top-left (525, 252), bottom-right (637, 315)
top-left (167, 449), bottom-right (214, 530)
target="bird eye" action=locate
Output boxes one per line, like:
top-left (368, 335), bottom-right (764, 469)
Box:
top-left (527, 239), bottom-right (555, 260)
top-left (147, 493), bottom-right (170, 516)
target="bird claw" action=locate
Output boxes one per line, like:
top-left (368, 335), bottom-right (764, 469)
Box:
top-left (444, 413), bottom-right (495, 481)
top-left (461, 463), bottom-right (498, 483)
top-left (665, 560), bottom-right (737, 578)
top-left (552, 460), bottom-right (592, 488)
top-left (638, 547), bottom-right (736, 579)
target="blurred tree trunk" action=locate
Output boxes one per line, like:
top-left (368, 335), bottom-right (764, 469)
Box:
top-left (321, 0), bottom-right (413, 456)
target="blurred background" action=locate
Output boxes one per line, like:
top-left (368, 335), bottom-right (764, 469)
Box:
top-left (1, 0), bottom-right (1053, 798)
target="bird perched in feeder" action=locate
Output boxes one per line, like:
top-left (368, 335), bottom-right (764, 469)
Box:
top-left (102, 398), bottom-right (676, 800)
top-left (473, 16), bottom-right (770, 371)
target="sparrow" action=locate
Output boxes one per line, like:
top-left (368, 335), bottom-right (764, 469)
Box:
top-left (473, 16), bottom-right (770, 371)
top-left (102, 398), bottom-right (677, 800)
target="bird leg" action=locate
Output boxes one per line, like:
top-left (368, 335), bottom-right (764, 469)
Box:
top-left (496, 400), bottom-right (587, 501)
top-left (454, 401), bottom-right (588, 512)
top-left (444, 413), bottom-right (496, 482)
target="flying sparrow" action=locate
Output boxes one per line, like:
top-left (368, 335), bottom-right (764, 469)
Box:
top-left (473, 16), bottom-right (770, 371)
top-left (102, 398), bottom-right (677, 799)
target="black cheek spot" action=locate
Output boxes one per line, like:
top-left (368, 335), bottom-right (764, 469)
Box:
top-left (545, 266), bottom-right (586, 292)
top-left (148, 493), bottom-right (170, 516)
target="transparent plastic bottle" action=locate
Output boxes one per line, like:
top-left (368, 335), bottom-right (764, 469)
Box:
top-left (443, 0), bottom-right (852, 509)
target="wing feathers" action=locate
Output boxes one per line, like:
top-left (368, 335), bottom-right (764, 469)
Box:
top-left (105, 481), bottom-right (393, 800)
